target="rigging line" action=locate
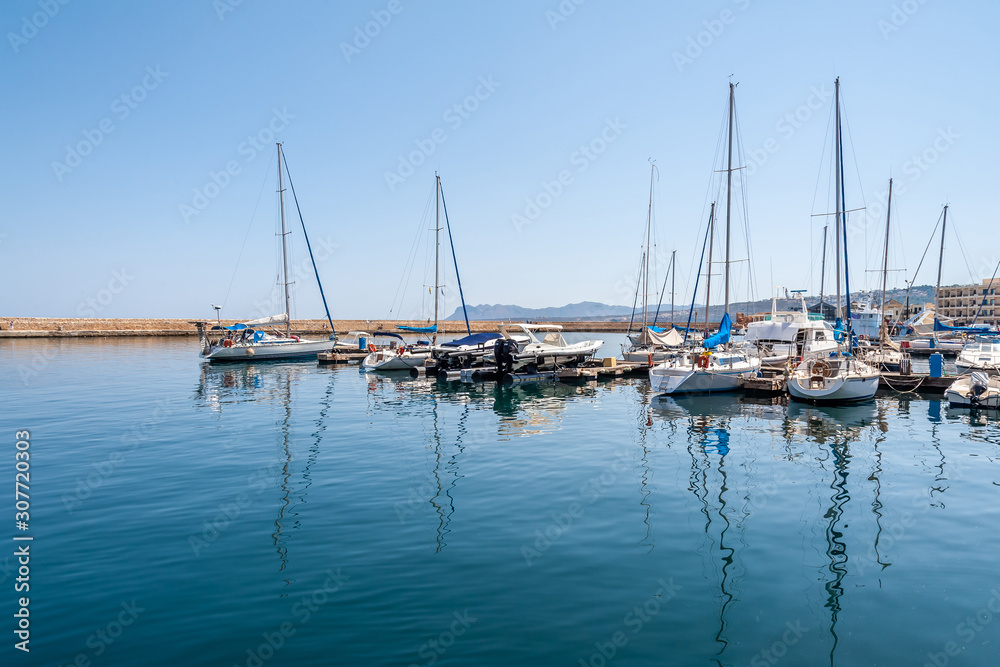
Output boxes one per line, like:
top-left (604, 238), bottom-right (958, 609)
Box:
top-left (438, 179), bottom-right (470, 335)
top-left (281, 149), bottom-right (335, 333)
top-left (949, 213), bottom-right (977, 285)
top-left (906, 209), bottom-right (943, 299)
top-left (223, 150), bottom-right (275, 310)
top-left (387, 189), bottom-right (434, 319)
top-left (627, 252), bottom-right (644, 335)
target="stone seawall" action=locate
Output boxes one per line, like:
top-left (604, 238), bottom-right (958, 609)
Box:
top-left (0, 317), bottom-right (661, 337)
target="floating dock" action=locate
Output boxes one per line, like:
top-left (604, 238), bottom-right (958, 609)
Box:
top-left (317, 351), bottom-right (367, 364)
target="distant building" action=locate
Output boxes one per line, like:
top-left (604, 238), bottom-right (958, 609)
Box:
top-left (936, 279), bottom-right (1000, 326)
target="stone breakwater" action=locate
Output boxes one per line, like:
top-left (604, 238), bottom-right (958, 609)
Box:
top-left (0, 318), bottom-right (647, 337)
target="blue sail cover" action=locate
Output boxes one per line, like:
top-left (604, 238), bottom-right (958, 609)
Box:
top-left (703, 313), bottom-right (732, 350)
top-left (397, 325), bottom-right (437, 333)
top-left (225, 323), bottom-right (249, 331)
top-left (833, 317), bottom-right (845, 342)
top-left (440, 332), bottom-right (501, 348)
top-left (933, 318), bottom-right (991, 333)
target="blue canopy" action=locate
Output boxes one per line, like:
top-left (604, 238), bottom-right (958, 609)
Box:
top-left (440, 332), bottom-right (501, 348)
top-left (225, 323), bottom-right (249, 331)
top-left (703, 313), bottom-right (732, 350)
top-left (397, 325), bottom-right (437, 333)
top-left (933, 318), bottom-right (991, 333)
top-left (371, 331), bottom-right (404, 340)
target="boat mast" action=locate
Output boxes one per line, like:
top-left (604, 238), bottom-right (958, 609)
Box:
top-left (643, 160), bottom-right (655, 333)
top-left (879, 178), bottom-right (893, 340)
top-left (935, 204), bottom-right (948, 321)
top-left (724, 82), bottom-right (735, 317)
top-left (704, 202), bottom-right (716, 333)
top-left (819, 225), bottom-right (827, 318)
top-left (434, 172), bottom-right (441, 337)
top-left (671, 249), bottom-right (676, 327)
top-left (836, 77), bottom-right (854, 340)
top-left (834, 78), bottom-right (843, 323)
top-left (276, 143), bottom-right (292, 337)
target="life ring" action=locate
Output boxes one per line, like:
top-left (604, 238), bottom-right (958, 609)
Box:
top-left (810, 359), bottom-right (831, 377)
top-left (223, 339), bottom-right (233, 348)
top-left (368, 343), bottom-right (377, 353)
top-left (697, 354), bottom-right (710, 369)
top-left (291, 335), bottom-right (300, 342)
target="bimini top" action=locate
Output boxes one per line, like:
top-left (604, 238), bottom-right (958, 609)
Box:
top-left (440, 332), bottom-right (502, 348)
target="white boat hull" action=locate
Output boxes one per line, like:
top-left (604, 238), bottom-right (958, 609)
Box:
top-left (786, 372), bottom-right (879, 403)
top-left (945, 374), bottom-right (1000, 408)
top-left (649, 352), bottom-right (761, 395)
top-left (362, 349), bottom-right (432, 371)
top-left (204, 339), bottom-right (331, 361)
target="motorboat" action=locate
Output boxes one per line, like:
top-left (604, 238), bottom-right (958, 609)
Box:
top-left (489, 324), bottom-right (603, 372)
top-left (430, 332), bottom-right (505, 371)
top-left (956, 337), bottom-right (1000, 372)
top-left (362, 342), bottom-right (433, 371)
top-left (945, 371), bottom-right (1000, 408)
top-left (745, 294), bottom-right (839, 367)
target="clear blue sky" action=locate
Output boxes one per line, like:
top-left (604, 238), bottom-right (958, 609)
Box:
top-left (3, 0), bottom-right (997, 320)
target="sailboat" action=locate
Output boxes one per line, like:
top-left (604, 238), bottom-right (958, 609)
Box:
top-left (198, 143), bottom-right (336, 362)
top-left (786, 78), bottom-right (879, 403)
top-left (648, 82), bottom-right (761, 394)
top-left (622, 161), bottom-right (684, 363)
top-left (363, 173), bottom-right (469, 371)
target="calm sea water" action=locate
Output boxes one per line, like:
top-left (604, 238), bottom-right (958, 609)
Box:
top-left (2, 336), bottom-right (999, 667)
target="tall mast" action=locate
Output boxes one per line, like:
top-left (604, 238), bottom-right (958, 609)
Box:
top-left (671, 249), bottom-right (676, 327)
top-left (434, 172), bottom-right (441, 335)
top-left (935, 204), bottom-right (948, 319)
top-left (724, 82), bottom-right (735, 316)
top-left (643, 161), bottom-right (655, 331)
top-left (704, 202), bottom-right (716, 332)
top-left (276, 143), bottom-right (292, 337)
top-left (819, 225), bottom-right (828, 317)
top-left (879, 178), bottom-right (893, 340)
top-left (834, 78), bottom-right (842, 322)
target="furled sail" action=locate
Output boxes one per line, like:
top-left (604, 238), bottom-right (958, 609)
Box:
top-left (243, 313), bottom-right (289, 326)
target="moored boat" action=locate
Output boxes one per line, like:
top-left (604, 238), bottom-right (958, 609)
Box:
top-left (945, 371), bottom-right (1000, 408)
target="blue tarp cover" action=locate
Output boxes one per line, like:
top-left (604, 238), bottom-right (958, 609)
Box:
top-left (397, 325), bottom-right (437, 333)
top-left (703, 313), bottom-right (732, 349)
top-left (440, 332), bottom-right (501, 348)
top-left (225, 323), bottom-right (249, 331)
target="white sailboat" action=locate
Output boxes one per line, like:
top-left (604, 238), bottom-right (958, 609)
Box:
top-left (648, 82), bottom-right (761, 395)
top-left (198, 144), bottom-right (336, 362)
top-left (787, 78), bottom-right (879, 404)
top-left (363, 173), bottom-right (471, 371)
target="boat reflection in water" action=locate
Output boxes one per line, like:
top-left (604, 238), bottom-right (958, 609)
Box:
top-left (195, 362), bottom-right (335, 584)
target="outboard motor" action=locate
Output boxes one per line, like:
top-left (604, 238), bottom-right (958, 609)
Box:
top-left (493, 338), bottom-right (517, 377)
top-left (970, 372), bottom-right (989, 405)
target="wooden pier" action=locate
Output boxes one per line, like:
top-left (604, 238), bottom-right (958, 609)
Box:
top-left (878, 372), bottom-right (955, 393)
top-left (317, 351), bottom-right (367, 364)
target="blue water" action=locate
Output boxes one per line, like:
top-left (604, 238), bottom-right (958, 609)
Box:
top-left (3, 336), bottom-right (999, 666)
